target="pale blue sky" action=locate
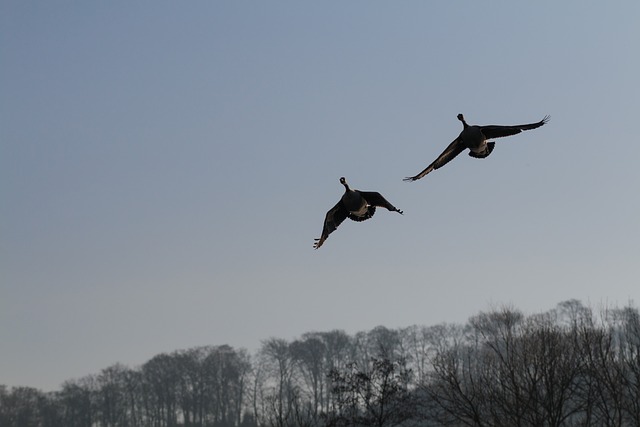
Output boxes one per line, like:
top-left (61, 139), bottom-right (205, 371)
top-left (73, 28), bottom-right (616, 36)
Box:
top-left (2, 2), bottom-right (639, 391)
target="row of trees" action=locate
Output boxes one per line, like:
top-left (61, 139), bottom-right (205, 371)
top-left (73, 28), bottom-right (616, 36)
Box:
top-left (1, 299), bottom-right (639, 426)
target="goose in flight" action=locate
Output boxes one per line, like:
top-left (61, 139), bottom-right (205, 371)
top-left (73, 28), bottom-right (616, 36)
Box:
top-left (314, 177), bottom-right (403, 249)
top-left (404, 113), bottom-right (550, 182)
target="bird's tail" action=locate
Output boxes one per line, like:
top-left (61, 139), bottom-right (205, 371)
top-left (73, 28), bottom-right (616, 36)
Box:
top-left (348, 206), bottom-right (376, 222)
top-left (468, 142), bottom-right (495, 159)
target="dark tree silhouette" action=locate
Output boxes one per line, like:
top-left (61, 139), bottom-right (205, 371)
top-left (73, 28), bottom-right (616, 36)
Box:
top-left (325, 357), bottom-right (415, 427)
top-left (4, 300), bottom-right (640, 427)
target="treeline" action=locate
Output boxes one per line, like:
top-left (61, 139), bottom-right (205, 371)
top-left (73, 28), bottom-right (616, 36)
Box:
top-left (1, 299), bottom-right (640, 426)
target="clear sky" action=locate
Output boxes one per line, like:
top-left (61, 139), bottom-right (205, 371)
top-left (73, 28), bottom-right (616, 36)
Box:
top-left (2, 2), bottom-right (639, 392)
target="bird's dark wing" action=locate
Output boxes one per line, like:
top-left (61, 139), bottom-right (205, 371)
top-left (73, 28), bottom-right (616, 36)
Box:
top-left (403, 137), bottom-right (465, 182)
top-left (480, 115), bottom-right (550, 139)
top-left (358, 191), bottom-right (403, 214)
top-left (313, 201), bottom-right (348, 249)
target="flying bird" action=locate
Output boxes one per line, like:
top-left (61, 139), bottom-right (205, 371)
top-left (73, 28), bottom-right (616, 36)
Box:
top-left (314, 177), bottom-right (403, 249)
top-left (404, 113), bottom-right (550, 182)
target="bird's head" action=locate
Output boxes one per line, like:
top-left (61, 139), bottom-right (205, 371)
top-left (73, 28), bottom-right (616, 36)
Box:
top-left (457, 113), bottom-right (465, 122)
top-left (339, 177), bottom-right (350, 190)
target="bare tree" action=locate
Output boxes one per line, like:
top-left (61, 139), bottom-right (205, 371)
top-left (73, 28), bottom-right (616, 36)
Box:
top-left (0, 386), bottom-right (45, 427)
top-left (58, 376), bottom-right (97, 427)
top-left (428, 306), bottom-right (585, 426)
top-left (326, 357), bottom-right (415, 427)
top-left (618, 306), bottom-right (640, 425)
top-left (260, 338), bottom-right (297, 427)
top-left (203, 345), bottom-right (251, 426)
top-left (290, 333), bottom-right (327, 418)
top-left (142, 353), bottom-right (180, 427)
top-left (96, 363), bottom-right (136, 427)
top-left (317, 330), bottom-right (353, 413)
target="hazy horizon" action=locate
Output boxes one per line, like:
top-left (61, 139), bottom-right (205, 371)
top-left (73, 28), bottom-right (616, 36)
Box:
top-left (4, 297), bottom-right (635, 393)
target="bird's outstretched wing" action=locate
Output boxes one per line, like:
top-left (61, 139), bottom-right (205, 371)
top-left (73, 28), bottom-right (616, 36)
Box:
top-left (480, 115), bottom-right (550, 139)
top-left (358, 191), bottom-right (403, 214)
top-left (313, 201), bottom-right (348, 249)
top-left (403, 137), bottom-right (465, 182)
